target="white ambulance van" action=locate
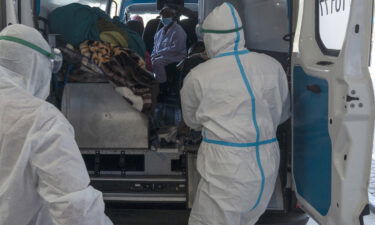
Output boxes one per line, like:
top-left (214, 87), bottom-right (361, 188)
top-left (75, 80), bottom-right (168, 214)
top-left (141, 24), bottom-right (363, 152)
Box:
top-left (1, 0), bottom-right (374, 224)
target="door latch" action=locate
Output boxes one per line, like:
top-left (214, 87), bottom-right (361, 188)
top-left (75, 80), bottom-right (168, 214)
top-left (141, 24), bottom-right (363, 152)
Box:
top-left (346, 95), bottom-right (360, 102)
top-left (306, 84), bottom-right (322, 94)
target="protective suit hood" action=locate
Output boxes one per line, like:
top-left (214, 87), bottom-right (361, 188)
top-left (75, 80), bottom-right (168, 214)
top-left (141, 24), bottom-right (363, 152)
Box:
top-left (202, 2), bottom-right (246, 58)
top-left (0, 24), bottom-right (52, 99)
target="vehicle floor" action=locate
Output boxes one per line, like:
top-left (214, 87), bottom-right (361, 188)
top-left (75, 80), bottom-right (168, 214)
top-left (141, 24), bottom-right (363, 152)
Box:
top-left (106, 208), bottom-right (189, 225)
top-left (105, 204), bottom-right (308, 225)
top-left (306, 213), bottom-right (375, 225)
top-left (106, 207), bottom-right (374, 225)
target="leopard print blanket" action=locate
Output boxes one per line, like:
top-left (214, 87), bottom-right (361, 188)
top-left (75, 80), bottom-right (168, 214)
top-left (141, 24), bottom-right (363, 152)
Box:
top-left (61, 41), bottom-right (156, 113)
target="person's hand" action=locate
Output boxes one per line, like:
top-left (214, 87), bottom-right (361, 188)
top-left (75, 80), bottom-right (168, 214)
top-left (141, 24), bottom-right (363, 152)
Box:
top-left (152, 54), bottom-right (161, 60)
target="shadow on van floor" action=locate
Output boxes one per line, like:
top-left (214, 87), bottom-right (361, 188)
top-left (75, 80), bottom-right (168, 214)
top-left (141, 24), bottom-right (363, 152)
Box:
top-left (106, 207), bottom-right (189, 225)
top-left (105, 204), bottom-right (308, 225)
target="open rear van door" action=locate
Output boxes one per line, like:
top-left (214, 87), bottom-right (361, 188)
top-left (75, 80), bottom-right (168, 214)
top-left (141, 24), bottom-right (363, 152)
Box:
top-left (292, 0), bottom-right (375, 224)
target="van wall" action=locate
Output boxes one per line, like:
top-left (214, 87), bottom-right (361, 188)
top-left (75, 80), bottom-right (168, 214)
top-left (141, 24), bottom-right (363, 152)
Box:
top-left (0, 1), bottom-right (5, 29)
top-left (0, 0), bottom-right (33, 30)
top-left (200, 0), bottom-right (290, 53)
top-left (5, 0), bottom-right (18, 25)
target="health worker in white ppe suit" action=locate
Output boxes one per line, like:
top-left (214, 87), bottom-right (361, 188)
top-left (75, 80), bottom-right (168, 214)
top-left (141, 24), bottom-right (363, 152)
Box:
top-left (181, 3), bottom-right (290, 225)
top-left (0, 24), bottom-right (113, 225)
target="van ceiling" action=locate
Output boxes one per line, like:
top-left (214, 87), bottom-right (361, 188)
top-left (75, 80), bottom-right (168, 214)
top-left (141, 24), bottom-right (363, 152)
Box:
top-left (39, 0), bottom-right (108, 17)
top-left (122, 0), bottom-right (197, 8)
top-left (126, 3), bottom-right (198, 14)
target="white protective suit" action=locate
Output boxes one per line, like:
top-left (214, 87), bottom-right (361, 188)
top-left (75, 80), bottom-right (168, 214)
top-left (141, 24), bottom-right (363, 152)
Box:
top-left (181, 3), bottom-right (290, 225)
top-left (0, 24), bottom-right (113, 225)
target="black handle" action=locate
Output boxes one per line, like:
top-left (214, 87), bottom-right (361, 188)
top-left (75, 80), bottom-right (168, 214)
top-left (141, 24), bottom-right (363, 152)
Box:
top-left (316, 61), bottom-right (334, 66)
top-left (306, 84), bottom-right (322, 94)
top-left (283, 32), bottom-right (295, 42)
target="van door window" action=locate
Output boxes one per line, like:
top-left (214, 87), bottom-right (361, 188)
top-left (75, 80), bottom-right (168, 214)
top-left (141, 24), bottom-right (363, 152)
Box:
top-left (317, 0), bottom-right (352, 56)
top-left (110, 0), bottom-right (123, 18)
top-left (128, 13), bottom-right (187, 26)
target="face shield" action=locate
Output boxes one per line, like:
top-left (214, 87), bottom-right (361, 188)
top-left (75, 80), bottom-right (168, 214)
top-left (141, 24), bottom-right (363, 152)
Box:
top-left (0, 36), bottom-right (63, 74)
top-left (51, 48), bottom-right (63, 73)
top-left (195, 24), bottom-right (204, 41)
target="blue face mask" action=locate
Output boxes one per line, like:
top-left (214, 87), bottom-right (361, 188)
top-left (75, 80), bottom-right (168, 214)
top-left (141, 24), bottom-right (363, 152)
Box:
top-left (161, 18), bottom-right (173, 26)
